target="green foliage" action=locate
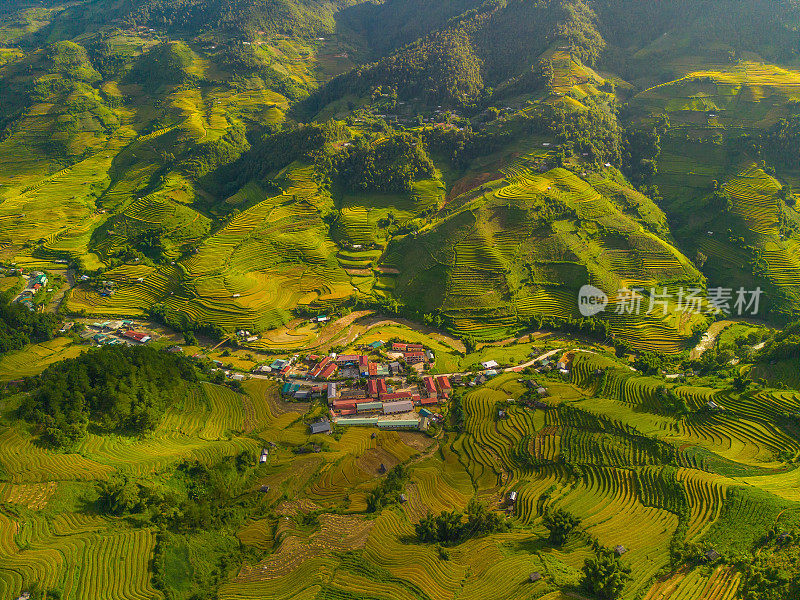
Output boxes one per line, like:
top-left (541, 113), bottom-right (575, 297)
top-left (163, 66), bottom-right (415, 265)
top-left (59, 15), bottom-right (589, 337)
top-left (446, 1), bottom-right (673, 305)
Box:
top-left (127, 42), bottom-right (197, 91)
top-left (654, 385), bottom-right (689, 416)
top-left (313, 0), bottom-right (606, 107)
top-left (703, 486), bottom-right (791, 556)
top-left (582, 551), bottom-right (632, 600)
top-left (330, 132), bottom-right (435, 193)
top-left (743, 560), bottom-right (796, 600)
top-left (543, 508), bottom-right (580, 545)
top-left (366, 464), bottom-right (409, 512)
top-left (632, 351), bottom-right (665, 375)
top-left (760, 320), bottom-right (800, 362)
top-left (20, 345), bottom-right (198, 447)
top-left (184, 120), bottom-right (251, 181)
top-left (415, 498), bottom-right (509, 545)
top-left (0, 296), bottom-right (57, 357)
top-left (123, 0), bottom-right (349, 38)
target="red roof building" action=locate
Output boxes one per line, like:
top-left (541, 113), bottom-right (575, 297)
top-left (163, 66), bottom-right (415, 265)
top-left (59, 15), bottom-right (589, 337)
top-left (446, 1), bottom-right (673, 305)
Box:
top-left (367, 379), bottom-right (378, 397)
top-left (406, 343), bottom-right (424, 352)
top-left (435, 375), bottom-right (452, 396)
top-left (319, 363), bottom-right (337, 380)
top-left (376, 378), bottom-right (388, 395)
top-left (368, 362), bottom-right (378, 376)
top-left (309, 356), bottom-right (332, 378)
top-left (392, 343), bottom-right (407, 351)
top-left (419, 396), bottom-right (439, 405)
top-left (335, 354), bottom-right (361, 365)
top-left (379, 391), bottom-right (413, 402)
top-left (333, 401), bottom-right (357, 411)
top-left (423, 376), bottom-right (437, 396)
top-left (404, 352), bottom-right (426, 364)
top-left (123, 330), bottom-right (151, 343)
top-left (359, 355), bottom-right (369, 371)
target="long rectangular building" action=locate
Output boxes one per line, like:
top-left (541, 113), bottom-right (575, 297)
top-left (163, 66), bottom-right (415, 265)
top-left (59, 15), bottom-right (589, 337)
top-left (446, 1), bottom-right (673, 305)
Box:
top-left (383, 400), bottom-right (414, 415)
top-left (377, 420), bottom-right (420, 430)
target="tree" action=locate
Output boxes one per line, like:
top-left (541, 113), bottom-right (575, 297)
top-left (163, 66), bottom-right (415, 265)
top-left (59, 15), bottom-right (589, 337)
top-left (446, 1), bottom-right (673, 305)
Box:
top-left (582, 551), bottom-right (632, 600)
top-left (415, 499), bottom-right (507, 545)
top-left (543, 508), bottom-right (580, 545)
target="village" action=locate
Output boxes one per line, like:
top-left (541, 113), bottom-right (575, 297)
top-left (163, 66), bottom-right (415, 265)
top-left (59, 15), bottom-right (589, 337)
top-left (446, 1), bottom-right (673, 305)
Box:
top-left (251, 340), bottom-right (576, 436)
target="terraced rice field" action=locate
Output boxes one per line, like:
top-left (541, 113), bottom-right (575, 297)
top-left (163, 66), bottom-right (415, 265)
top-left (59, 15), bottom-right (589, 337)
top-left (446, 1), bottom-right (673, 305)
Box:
top-left (388, 164), bottom-right (704, 348)
top-left (636, 62), bottom-right (800, 129)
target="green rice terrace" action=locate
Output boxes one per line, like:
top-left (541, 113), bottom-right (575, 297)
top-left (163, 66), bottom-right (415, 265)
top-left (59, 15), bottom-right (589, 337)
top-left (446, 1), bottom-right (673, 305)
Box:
top-left (1, 0), bottom-right (800, 599)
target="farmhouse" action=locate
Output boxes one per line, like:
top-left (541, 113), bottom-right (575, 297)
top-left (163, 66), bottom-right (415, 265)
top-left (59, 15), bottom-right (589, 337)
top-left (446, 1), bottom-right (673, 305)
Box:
top-left (309, 419), bottom-right (332, 435)
top-left (332, 399), bottom-right (357, 411)
top-left (482, 360), bottom-right (499, 369)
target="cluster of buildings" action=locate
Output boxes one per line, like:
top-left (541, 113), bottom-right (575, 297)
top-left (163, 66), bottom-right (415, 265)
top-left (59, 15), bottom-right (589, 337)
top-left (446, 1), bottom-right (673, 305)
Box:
top-left (18, 271), bottom-right (49, 311)
top-left (88, 320), bottom-right (152, 346)
top-left (259, 341), bottom-right (437, 383)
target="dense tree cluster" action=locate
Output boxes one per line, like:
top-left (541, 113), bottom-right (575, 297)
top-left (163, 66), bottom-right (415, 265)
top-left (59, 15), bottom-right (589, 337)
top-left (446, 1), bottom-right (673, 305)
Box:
top-left (759, 320), bottom-right (800, 362)
top-left (0, 295), bottom-right (57, 356)
top-left (419, 126), bottom-right (511, 170)
top-left (122, 0), bottom-right (346, 39)
top-left (596, 0), bottom-right (800, 65)
top-left (182, 120), bottom-right (251, 181)
top-left (312, 0), bottom-right (606, 108)
top-left (582, 551), bottom-right (632, 600)
top-left (20, 346), bottom-right (198, 448)
top-left (329, 132), bottom-right (435, 193)
top-left (366, 464), bottom-right (409, 512)
top-left (764, 116), bottom-right (800, 170)
top-left (127, 41), bottom-right (197, 91)
top-left (543, 508), bottom-right (580, 545)
top-left (415, 499), bottom-right (508, 545)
